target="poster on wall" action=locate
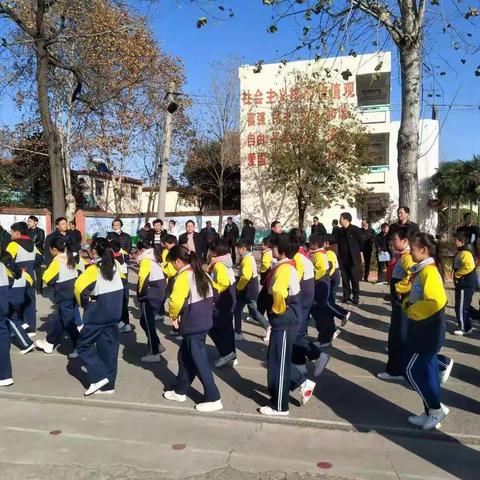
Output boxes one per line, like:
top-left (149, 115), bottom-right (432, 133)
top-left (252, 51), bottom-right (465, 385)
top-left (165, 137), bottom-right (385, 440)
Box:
top-left (0, 214), bottom-right (47, 233)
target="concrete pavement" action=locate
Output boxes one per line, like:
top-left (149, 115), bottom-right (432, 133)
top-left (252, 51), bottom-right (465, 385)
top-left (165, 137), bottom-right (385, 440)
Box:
top-left (0, 280), bottom-right (479, 479)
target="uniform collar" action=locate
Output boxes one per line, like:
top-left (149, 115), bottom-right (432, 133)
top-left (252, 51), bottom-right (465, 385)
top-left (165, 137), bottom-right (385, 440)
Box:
top-left (410, 257), bottom-right (435, 274)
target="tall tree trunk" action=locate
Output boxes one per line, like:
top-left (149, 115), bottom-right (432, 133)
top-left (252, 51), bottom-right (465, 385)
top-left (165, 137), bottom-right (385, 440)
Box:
top-left (218, 178), bottom-right (224, 231)
top-left (397, 43), bottom-right (421, 223)
top-left (297, 190), bottom-right (305, 231)
top-left (35, 37), bottom-right (65, 220)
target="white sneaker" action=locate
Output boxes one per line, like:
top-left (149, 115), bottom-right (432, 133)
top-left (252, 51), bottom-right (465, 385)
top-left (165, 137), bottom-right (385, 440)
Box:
top-left (300, 379), bottom-right (316, 405)
top-left (195, 399), bottom-right (223, 412)
top-left (234, 332), bottom-right (245, 341)
top-left (35, 339), bottom-right (54, 354)
top-left (84, 378), bottom-right (109, 396)
top-left (342, 311), bottom-right (351, 327)
top-left (263, 328), bottom-right (271, 343)
top-left (314, 352), bottom-right (330, 377)
top-left (68, 349), bottom-right (79, 359)
top-left (259, 406), bottom-right (289, 416)
top-left (377, 372), bottom-right (404, 381)
top-left (333, 329), bottom-right (341, 340)
top-left (20, 344), bottom-right (35, 355)
top-left (408, 413), bottom-right (429, 427)
top-left (94, 389), bottom-right (115, 395)
top-left (154, 314), bottom-right (165, 321)
top-left (453, 329), bottom-right (472, 336)
top-left (0, 378), bottom-right (14, 387)
top-left (141, 353), bottom-right (162, 363)
top-left (214, 352), bottom-right (237, 368)
top-left (27, 332), bottom-right (36, 338)
top-left (439, 358), bottom-right (454, 384)
top-left (163, 390), bottom-right (187, 402)
top-left (422, 405), bottom-right (449, 431)
top-left (119, 323), bottom-right (132, 333)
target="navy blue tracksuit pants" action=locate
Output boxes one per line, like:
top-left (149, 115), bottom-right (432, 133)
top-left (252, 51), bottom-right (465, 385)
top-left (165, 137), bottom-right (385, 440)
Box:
top-left (234, 297), bottom-right (269, 333)
top-left (77, 324), bottom-right (120, 390)
top-left (454, 286), bottom-right (474, 332)
top-left (310, 279), bottom-right (335, 344)
top-left (121, 280), bottom-right (130, 325)
top-left (292, 287), bottom-right (319, 365)
top-left (140, 301), bottom-right (163, 355)
top-left (327, 270), bottom-right (348, 320)
top-left (46, 300), bottom-right (80, 348)
top-left (209, 309), bottom-right (236, 358)
top-left (173, 332), bottom-right (220, 402)
top-left (268, 327), bottom-right (303, 413)
top-left (386, 298), bottom-right (408, 376)
top-left (7, 304), bottom-right (33, 352)
top-left (0, 319), bottom-right (12, 381)
top-left (405, 351), bottom-right (441, 412)
top-left (23, 285), bottom-right (36, 331)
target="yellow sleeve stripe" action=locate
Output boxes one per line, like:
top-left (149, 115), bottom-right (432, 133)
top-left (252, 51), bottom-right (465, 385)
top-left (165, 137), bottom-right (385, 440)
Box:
top-left (74, 265), bottom-right (98, 305)
top-left (6, 242), bottom-right (19, 259)
top-left (43, 259), bottom-right (59, 285)
top-left (169, 270), bottom-right (190, 320)
top-left (138, 258), bottom-right (150, 293)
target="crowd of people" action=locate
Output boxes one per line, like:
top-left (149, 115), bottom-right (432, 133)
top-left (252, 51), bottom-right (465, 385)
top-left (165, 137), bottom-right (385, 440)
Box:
top-left (0, 207), bottom-right (478, 429)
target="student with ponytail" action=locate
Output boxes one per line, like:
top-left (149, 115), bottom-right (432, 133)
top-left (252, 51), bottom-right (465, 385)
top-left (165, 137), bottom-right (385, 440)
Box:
top-left (106, 232), bottom-right (131, 333)
top-left (163, 246), bottom-right (223, 412)
top-left (136, 238), bottom-right (166, 363)
top-left (35, 237), bottom-right (83, 358)
top-left (403, 232), bottom-right (450, 430)
top-left (74, 238), bottom-right (124, 396)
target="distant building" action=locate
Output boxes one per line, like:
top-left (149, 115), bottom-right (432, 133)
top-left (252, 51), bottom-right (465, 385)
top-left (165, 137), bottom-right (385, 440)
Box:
top-left (239, 52), bottom-right (438, 231)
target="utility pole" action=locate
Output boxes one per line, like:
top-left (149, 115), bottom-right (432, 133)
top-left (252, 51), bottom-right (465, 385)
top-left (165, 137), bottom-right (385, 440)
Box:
top-left (156, 81), bottom-right (176, 218)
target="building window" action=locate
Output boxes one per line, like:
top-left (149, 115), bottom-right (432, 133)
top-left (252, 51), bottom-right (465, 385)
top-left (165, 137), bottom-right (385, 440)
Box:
top-left (95, 180), bottom-right (104, 197)
top-left (131, 186), bottom-right (138, 200)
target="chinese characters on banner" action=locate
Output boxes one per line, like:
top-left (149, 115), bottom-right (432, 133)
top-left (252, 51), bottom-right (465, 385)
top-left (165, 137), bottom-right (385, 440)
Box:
top-left (242, 81), bottom-right (355, 167)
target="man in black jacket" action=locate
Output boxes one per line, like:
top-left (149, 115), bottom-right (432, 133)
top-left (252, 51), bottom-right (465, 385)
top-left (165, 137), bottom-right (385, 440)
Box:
top-left (27, 215), bottom-right (45, 292)
top-left (240, 219), bottom-right (256, 247)
top-left (148, 218), bottom-right (168, 247)
top-left (200, 221), bottom-right (219, 252)
top-left (110, 217), bottom-right (132, 259)
top-left (179, 220), bottom-right (206, 261)
top-left (337, 212), bottom-right (363, 304)
top-left (360, 218), bottom-right (376, 282)
top-left (68, 220), bottom-right (83, 254)
top-left (388, 206), bottom-right (419, 240)
top-left (44, 217), bottom-right (70, 266)
top-left (311, 216), bottom-right (327, 236)
top-left (223, 216), bottom-right (240, 264)
top-left (375, 223), bottom-right (391, 283)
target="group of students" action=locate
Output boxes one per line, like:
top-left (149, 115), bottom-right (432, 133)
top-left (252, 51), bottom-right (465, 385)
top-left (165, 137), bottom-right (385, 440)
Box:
top-left (0, 216), bottom-right (476, 427)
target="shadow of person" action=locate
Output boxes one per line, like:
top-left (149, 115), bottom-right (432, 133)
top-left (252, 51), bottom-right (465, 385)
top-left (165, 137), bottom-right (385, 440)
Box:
top-left (66, 359), bottom-right (88, 389)
top-left (314, 370), bottom-right (480, 480)
top-left (450, 362), bottom-right (480, 388)
top-left (233, 334), bottom-right (268, 363)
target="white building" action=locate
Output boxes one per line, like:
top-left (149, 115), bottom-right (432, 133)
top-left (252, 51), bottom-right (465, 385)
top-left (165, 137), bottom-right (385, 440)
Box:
top-left (239, 52), bottom-right (438, 233)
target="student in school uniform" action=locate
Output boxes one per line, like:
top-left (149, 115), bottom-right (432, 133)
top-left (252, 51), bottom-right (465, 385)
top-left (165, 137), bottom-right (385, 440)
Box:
top-left (289, 229), bottom-right (328, 378)
top-left (106, 232), bottom-right (131, 333)
top-left (233, 240), bottom-right (270, 341)
top-left (324, 235), bottom-right (351, 332)
top-left (452, 231), bottom-right (476, 336)
top-left (403, 233), bottom-right (450, 430)
top-left (136, 238), bottom-right (166, 363)
top-left (162, 245), bottom-right (223, 412)
top-left (162, 235), bottom-right (180, 336)
top-left (309, 234), bottom-right (335, 347)
top-left (257, 237), bottom-right (275, 317)
top-left (74, 238), bottom-right (124, 396)
top-left (5, 222), bottom-right (42, 334)
top-left (207, 239), bottom-right (237, 368)
top-left (35, 237), bottom-right (82, 358)
top-left (0, 256), bottom-right (23, 386)
top-left (259, 233), bottom-right (313, 416)
top-left (378, 226), bottom-right (415, 381)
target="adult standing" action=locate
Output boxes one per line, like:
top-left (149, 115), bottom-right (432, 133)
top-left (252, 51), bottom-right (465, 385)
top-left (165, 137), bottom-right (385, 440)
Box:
top-left (337, 212), bottom-right (363, 304)
top-left (375, 223), bottom-right (391, 283)
top-left (388, 206), bottom-right (419, 240)
top-left (27, 215), bottom-right (45, 293)
top-left (456, 212), bottom-right (480, 256)
top-left (179, 220), bottom-right (206, 261)
top-left (223, 217), bottom-right (240, 264)
top-left (360, 219), bottom-right (376, 282)
top-left (201, 221), bottom-right (219, 252)
top-left (167, 219), bottom-right (179, 239)
top-left (110, 218), bottom-right (132, 261)
top-left (268, 220), bottom-right (283, 244)
top-left (149, 218), bottom-right (167, 248)
top-left (68, 220), bottom-right (83, 254)
top-left (331, 219), bottom-right (341, 242)
top-left (311, 216), bottom-right (327, 236)
top-left (44, 217), bottom-right (70, 266)
top-left (240, 219), bottom-right (256, 246)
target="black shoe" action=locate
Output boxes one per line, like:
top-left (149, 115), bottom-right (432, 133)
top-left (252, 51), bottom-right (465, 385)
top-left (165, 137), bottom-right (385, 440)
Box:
top-left (342, 297), bottom-right (351, 304)
top-left (351, 298), bottom-right (360, 305)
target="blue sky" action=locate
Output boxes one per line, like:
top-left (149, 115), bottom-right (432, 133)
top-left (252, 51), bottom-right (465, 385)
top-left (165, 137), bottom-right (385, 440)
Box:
top-left (138, 0), bottom-right (480, 163)
top-left (1, 1), bottom-right (479, 163)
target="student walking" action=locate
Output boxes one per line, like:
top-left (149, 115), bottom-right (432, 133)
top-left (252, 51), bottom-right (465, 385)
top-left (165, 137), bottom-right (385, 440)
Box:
top-left (403, 233), bottom-right (449, 430)
top-left (207, 239), bottom-right (237, 368)
top-left (234, 240), bottom-right (270, 341)
top-left (257, 237), bottom-right (275, 316)
top-left (74, 238), bottom-right (124, 396)
top-left (0, 257), bottom-right (22, 386)
top-left (259, 234), bottom-right (309, 416)
top-left (163, 246), bottom-right (223, 412)
top-left (35, 237), bottom-right (82, 358)
top-left (452, 231), bottom-right (476, 336)
top-left (136, 239), bottom-right (166, 363)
